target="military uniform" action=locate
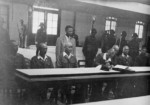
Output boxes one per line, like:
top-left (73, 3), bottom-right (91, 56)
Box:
top-left (83, 35), bottom-right (98, 67)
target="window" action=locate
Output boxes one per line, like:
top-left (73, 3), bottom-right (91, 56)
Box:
top-left (105, 17), bottom-right (117, 31)
top-left (47, 13), bottom-right (58, 35)
top-left (135, 21), bottom-right (144, 38)
top-left (32, 6), bottom-right (59, 35)
top-left (0, 5), bottom-right (9, 30)
top-left (32, 11), bottom-right (44, 34)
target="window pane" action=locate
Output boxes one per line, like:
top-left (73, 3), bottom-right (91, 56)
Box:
top-left (111, 21), bottom-right (116, 30)
top-left (32, 11), bottom-right (44, 33)
top-left (47, 13), bottom-right (58, 35)
top-left (139, 25), bottom-right (143, 38)
top-left (111, 21), bottom-right (116, 27)
top-left (106, 20), bottom-right (110, 26)
top-left (47, 21), bottom-right (53, 28)
top-left (52, 20), bottom-right (57, 28)
top-left (105, 25), bottom-right (110, 30)
top-left (105, 20), bottom-right (111, 30)
top-left (135, 24), bottom-right (139, 34)
top-left (53, 14), bottom-right (58, 21)
top-left (52, 28), bottom-right (57, 35)
top-left (48, 13), bottom-right (53, 20)
top-left (47, 28), bottom-right (52, 34)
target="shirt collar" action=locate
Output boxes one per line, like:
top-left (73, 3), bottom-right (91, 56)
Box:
top-left (37, 55), bottom-right (48, 61)
top-left (103, 53), bottom-right (111, 62)
top-left (63, 52), bottom-right (73, 59)
top-left (65, 35), bottom-right (71, 41)
top-left (122, 53), bottom-right (129, 58)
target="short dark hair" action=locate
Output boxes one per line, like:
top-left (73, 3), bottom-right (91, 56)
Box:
top-left (132, 33), bottom-right (138, 38)
top-left (110, 30), bottom-right (115, 34)
top-left (65, 25), bottom-right (73, 31)
top-left (121, 31), bottom-right (127, 37)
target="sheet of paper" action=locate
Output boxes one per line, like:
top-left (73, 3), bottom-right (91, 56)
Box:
top-left (113, 65), bottom-right (128, 69)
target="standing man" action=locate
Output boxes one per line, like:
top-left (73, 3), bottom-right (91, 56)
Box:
top-left (82, 28), bottom-right (98, 67)
top-left (56, 25), bottom-right (76, 60)
top-left (101, 31), bottom-right (109, 53)
top-left (108, 30), bottom-right (116, 50)
top-left (35, 23), bottom-right (47, 56)
top-left (128, 33), bottom-right (140, 62)
top-left (18, 19), bottom-right (27, 48)
top-left (116, 31), bottom-right (128, 55)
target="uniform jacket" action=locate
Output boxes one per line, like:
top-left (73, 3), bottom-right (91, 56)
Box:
top-left (36, 28), bottom-right (47, 44)
top-left (95, 53), bottom-right (113, 66)
top-left (116, 54), bottom-right (133, 66)
top-left (56, 52), bottom-right (77, 68)
top-left (116, 38), bottom-right (128, 55)
top-left (82, 35), bottom-right (98, 59)
top-left (134, 54), bottom-right (149, 66)
top-left (30, 55), bottom-right (54, 68)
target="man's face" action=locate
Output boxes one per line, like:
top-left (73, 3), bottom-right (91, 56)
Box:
top-left (91, 30), bottom-right (97, 36)
top-left (40, 45), bottom-right (47, 56)
top-left (141, 48), bottom-right (147, 55)
top-left (114, 47), bottom-right (119, 54)
top-left (110, 51), bottom-right (115, 58)
top-left (66, 44), bottom-right (73, 54)
top-left (124, 47), bottom-right (129, 55)
top-left (66, 28), bottom-right (73, 36)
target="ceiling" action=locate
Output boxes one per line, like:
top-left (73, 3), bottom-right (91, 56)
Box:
top-left (2, 0), bottom-right (150, 16)
top-left (101, 0), bottom-right (150, 5)
top-left (4, 0), bottom-right (150, 6)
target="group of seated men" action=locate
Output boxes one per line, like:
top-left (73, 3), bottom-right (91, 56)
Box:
top-left (15, 42), bottom-right (150, 104)
top-left (1, 24), bottom-right (150, 105)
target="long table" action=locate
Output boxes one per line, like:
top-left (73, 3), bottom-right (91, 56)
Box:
top-left (73, 95), bottom-right (150, 105)
top-left (15, 67), bottom-right (150, 105)
top-left (16, 67), bottom-right (150, 82)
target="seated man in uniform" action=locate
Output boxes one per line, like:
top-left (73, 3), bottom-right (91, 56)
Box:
top-left (116, 46), bottom-right (135, 98)
top-left (90, 48), bottom-right (116, 102)
top-left (56, 42), bottom-right (79, 104)
top-left (116, 45), bottom-right (133, 66)
top-left (56, 41), bottom-right (77, 68)
top-left (30, 43), bottom-right (54, 68)
top-left (11, 40), bottom-right (27, 97)
top-left (111, 45), bottom-right (119, 65)
top-left (30, 43), bottom-right (54, 104)
top-left (11, 40), bottom-right (26, 69)
top-left (95, 48), bottom-right (116, 69)
top-left (134, 46), bottom-right (149, 66)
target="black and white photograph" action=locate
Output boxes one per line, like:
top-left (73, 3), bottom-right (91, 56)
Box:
top-left (0, 0), bottom-right (150, 105)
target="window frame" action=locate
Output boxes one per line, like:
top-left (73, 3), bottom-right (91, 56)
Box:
top-left (32, 7), bottom-right (60, 36)
top-left (135, 21), bottom-right (144, 39)
top-left (105, 17), bottom-right (117, 31)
